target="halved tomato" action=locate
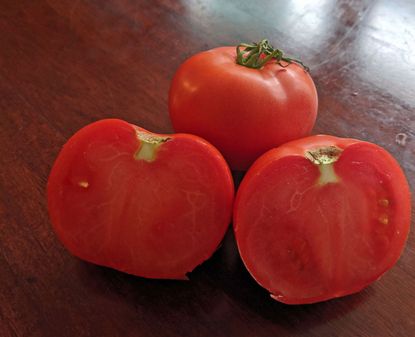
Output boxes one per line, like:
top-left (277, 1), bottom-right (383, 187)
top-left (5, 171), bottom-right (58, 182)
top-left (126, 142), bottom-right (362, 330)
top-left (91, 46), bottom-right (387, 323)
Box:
top-left (47, 119), bottom-right (234, 279)
top-left (233, 135), bottom-right (411, 304)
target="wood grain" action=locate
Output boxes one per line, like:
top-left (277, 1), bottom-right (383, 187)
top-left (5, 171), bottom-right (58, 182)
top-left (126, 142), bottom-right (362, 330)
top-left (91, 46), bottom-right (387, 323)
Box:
top-left (0, 0), bottom-right (414, 336)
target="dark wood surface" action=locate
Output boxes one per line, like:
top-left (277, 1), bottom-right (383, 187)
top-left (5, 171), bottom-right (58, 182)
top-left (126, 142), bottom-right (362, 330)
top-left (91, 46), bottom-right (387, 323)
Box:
top-left (1, 0), bottom-right (414, 336)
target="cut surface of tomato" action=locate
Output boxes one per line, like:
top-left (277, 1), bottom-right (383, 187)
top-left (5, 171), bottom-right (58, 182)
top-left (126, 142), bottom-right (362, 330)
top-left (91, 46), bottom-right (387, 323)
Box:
top-left (234, 135), bottom-right (411, 304)
top-left (47, 119), bottom-right (234, 279)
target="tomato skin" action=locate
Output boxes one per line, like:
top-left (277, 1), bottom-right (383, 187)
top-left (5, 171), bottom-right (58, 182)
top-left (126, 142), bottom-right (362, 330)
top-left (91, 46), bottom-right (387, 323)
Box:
top-left (169, 46), bottom-right (318, 171)
top-left (47, 119), bottom-right (234, 280)
top-left (234, 135), bottom-right (411, 304)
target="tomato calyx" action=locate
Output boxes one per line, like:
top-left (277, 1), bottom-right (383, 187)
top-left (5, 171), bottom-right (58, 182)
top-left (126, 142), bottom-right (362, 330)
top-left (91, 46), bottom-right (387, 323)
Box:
top-left (134, 130), bottom-right (171, 162)
top-left (305, 146), bottom-right (343, 185)
top-left (236, 39), bottom-right (309, 71)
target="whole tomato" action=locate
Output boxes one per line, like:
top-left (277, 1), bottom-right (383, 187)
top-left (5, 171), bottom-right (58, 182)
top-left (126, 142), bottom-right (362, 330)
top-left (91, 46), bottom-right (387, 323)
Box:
top-left (47, 119), bottom-right (234, 280)
top-left (169, 39), bottom-right (318, 170)
top-left (234, 135), bottom-right (411, 304)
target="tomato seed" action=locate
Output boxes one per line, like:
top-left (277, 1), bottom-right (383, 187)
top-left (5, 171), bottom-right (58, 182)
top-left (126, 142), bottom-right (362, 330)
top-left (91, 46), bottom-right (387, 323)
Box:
top-left (378, 215), bottom-right (389, 225)
top-left (378, 198), bottom-right (389, 207)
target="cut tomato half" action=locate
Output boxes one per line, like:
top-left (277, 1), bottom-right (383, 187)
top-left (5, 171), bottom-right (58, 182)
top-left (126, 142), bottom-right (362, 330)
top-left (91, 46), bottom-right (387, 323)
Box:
top-left (234, 135), bottom-right (411, 304)
top-left (47, 119), bottom-right (234, 279)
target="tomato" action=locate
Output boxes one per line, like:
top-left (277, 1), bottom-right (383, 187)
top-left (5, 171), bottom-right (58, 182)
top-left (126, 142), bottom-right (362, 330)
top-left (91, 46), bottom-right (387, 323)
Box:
top-left (47, 119), bottom-right (234, 279)
top-left (169, 39), bottom-right (318, 170)
top-left (233, 135), bottom-right (411, 304)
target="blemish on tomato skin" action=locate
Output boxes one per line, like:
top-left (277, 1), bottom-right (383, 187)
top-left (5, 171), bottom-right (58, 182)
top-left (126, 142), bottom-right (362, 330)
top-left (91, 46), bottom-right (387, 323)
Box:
top-left (78, 181), bottom-right (89, 188)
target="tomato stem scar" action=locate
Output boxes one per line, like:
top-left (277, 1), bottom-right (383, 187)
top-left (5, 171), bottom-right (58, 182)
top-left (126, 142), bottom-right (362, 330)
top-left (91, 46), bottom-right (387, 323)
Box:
top-left (135, 131), bottom-right (171, 162)
top-left (305, 146), bottom-right (343, 185)
top-left (305, 146), bottom-right (342, 165)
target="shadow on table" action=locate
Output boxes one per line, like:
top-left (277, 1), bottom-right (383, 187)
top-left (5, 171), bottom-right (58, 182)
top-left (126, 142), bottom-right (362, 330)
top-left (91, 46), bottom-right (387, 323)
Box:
top-left (75, 225), bottom-right (373, 336)
top-left (199, 229), bottom-right (374, 331)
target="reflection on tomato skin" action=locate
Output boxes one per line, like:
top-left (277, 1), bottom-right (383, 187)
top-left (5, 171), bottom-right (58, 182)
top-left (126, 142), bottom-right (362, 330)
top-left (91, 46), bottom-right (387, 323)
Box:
top-left (169, 45), bottom-right (318, 171)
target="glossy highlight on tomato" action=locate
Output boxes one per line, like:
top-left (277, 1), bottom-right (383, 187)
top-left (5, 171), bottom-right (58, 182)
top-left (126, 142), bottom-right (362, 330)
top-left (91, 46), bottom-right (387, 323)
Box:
top-left (47, 119), bottom-right (234, 279)
top-left (169, 41), bottom-right (318, 170)
top-left (233, 135), bottom-right (411, 304)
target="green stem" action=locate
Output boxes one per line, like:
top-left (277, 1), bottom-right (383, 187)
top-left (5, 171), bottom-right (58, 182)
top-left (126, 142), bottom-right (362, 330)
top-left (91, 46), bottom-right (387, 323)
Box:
top-left (236, 39), bottom-right (309, 71)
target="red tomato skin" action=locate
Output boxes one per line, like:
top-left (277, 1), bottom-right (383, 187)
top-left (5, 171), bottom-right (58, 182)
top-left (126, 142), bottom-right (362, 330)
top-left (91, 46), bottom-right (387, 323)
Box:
top-left (169, 46), bottom-right (318, 171)
top-left (47, 119), bottom-right (234, 280)
top-left (234, 135), bottom-right (411, 304)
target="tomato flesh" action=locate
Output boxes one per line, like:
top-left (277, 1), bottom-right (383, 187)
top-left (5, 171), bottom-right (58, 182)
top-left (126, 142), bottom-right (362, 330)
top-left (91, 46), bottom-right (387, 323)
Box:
top-left (47, 119), bottom-right (234, 279)
top-left (234, 135), bottom-right (411, 304)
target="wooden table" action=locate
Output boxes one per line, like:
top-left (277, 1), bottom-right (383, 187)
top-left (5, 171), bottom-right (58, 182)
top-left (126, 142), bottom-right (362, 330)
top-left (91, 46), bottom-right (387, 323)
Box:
top-left (1, 0), bottom-right (414, 336)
